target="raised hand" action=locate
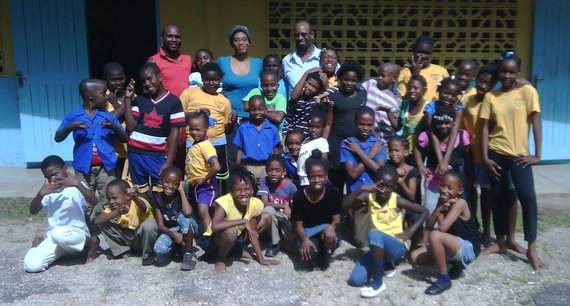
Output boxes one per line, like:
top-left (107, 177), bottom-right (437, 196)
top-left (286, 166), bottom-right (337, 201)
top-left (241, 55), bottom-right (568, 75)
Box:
top-left (410, 55), bottom-right (422, 76)
top-left (68, 120), bottom-right (89, 131)
top-left (125, 79), bottom-right (136, 100)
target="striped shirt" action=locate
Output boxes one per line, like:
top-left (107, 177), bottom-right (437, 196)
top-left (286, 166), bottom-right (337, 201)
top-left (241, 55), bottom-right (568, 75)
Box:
top-left (362, 79), bottom-right (401, 140)
top-left (283, 97), bottom-right (317, 137)
top-left (128, 91), bottom-right (186, 155)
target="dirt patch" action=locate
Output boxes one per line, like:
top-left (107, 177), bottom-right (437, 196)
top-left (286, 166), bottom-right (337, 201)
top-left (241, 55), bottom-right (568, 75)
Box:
top-left (1, 201), bottom-right (569, 305)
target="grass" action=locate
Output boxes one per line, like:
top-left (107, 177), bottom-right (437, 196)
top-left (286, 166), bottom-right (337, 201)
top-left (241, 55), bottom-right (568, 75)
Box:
top-left (0, 197), bottom-right (44, 220)
top-left (474, 205), bottom-right (570, 236)
top-left (0, 196), bottom-right (105, 221)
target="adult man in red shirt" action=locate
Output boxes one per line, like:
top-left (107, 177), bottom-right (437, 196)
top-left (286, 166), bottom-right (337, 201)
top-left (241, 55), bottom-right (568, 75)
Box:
top-left (148, 24), bottom-right (192, 97)
top-left (148, 24), bottom-right (192, 173)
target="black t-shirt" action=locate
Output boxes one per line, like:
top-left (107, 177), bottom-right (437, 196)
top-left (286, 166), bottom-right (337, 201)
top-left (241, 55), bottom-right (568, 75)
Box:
top-left (151, 192), bottom-right (182, 228)
top-left (329, 88), bottom-right (367, 139)
top-left (327, 88), bottom-right (367, 168)
top-left (291, 186), bottom-right (343, 228)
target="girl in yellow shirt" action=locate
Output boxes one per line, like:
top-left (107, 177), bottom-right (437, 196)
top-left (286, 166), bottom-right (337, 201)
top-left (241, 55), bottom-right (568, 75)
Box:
top-left (343, 165), bottom-right (428, 298)
top-left (479, 51), bottom-right (542, 270)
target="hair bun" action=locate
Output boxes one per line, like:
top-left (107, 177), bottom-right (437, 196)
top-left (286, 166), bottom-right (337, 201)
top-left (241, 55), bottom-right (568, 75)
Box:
top-left (310, 149), bottom-right (323, 159)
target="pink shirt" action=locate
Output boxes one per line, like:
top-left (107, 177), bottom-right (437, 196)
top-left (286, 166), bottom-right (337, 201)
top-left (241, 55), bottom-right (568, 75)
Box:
top-left (150, 48), bottom-right (192, 97)
top-left (417, 130), bottom-right (470, 189)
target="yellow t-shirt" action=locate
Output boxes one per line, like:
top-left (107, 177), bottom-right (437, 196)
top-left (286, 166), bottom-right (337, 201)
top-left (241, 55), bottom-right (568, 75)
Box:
top-left (185, 139), bottom-right (217, 182)
top-left (397, 64), bottom-right (449, 102)
top-left (203, 193), bottom-right (264, 237)
top-left (463, 95), bottom-right (484, 163)
top-left (179, 87), bottom-right (232, 142)
top-left (105, 90), bottom-right (128, 158)
top-left (328, 75), bottom-right (338, 88)
top-left (368, 192), bottom-right (409, 248)
top-left (460, 87), bottom-right (477, 105)
top-left (103, 197), bottom-right (154, 230)
top-left (478, 85), bottom-right (541, 157)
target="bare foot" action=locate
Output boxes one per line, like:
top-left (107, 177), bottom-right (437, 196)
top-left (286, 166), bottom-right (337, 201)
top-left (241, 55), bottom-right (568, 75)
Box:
top-left (481, 243), bottom-right (499, 255)
top-left (507, 240), bottom-right (527, 254)
top-left (241, 250), bottom-right (253, 260)
top-left (214, 260), bottom-right (227, 273)
top-left (83, 237), bottom-right (100, 263)
top-left (481, 235), bottom-right (495, 248)
top-left (526, 249), bottom-right (544, 270)
top-left (32, 234), bottom-right (45, 247)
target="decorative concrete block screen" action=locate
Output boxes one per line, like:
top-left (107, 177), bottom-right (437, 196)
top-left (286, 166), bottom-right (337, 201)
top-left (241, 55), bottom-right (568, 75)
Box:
top-left (268, 0), bottom-right (525, 77)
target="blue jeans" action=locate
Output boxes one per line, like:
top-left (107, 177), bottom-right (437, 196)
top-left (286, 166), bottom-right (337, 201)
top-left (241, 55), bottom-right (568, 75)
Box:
top-left (154, 214), bottom-right (199, 264)
top-left (348, 230), bottom-right (406, 286)
top-left (297, 224), bottom-right (342, 250)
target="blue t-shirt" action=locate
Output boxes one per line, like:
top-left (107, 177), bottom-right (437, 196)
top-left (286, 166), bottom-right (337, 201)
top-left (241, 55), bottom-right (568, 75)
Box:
top-left (283, 152), bottom-right (299, 185)
top-left (233, 119), bottom-right (281, 162)
top-left (217, 56), bottom-right (263, 118)
top-left (423, 100), bottom-right (464, 115)
top-left (57, 107), bottom-right (124, 174)
top-left (257, 177), bottom-right (297, 209)
top-left (340, 136), bottom-right (387, 193)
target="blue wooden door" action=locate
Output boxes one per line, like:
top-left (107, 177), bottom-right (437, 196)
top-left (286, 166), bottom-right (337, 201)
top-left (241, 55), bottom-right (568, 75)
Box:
top-left (10, 0), bottom-right (89, 163)
top-left (532, 0), bottom-right (570, 161)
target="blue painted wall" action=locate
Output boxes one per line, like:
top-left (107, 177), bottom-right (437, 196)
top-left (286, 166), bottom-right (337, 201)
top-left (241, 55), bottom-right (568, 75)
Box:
top-left (0, 76), bottom-right (25, 167)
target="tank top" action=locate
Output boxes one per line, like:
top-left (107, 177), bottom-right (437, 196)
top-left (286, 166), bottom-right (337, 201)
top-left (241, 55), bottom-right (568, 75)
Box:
top-left (447, 208), bottom-right (481, 256)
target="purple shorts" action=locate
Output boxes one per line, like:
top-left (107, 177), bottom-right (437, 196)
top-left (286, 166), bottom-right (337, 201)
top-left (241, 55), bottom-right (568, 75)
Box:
top-left (189, 179), bottom-right (218, 207)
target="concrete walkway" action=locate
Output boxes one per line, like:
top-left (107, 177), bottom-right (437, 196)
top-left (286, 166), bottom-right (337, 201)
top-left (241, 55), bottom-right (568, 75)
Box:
top-left (0, 164), bottom-right (569, 198)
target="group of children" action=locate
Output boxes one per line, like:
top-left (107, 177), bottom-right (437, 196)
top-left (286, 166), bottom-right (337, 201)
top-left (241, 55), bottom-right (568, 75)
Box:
top-left (24, 33), bottom-right (543, 298)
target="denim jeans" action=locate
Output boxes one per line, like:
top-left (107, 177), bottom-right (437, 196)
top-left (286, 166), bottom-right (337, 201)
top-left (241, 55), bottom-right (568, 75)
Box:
top-left (489, 150), bottom-right (537, 241)
top-left (297, 223), bottom-right (342, 252)
top-left (348, 230), bottom-right (406, 286)
top-left (154, 214), bottom-right (199, 263)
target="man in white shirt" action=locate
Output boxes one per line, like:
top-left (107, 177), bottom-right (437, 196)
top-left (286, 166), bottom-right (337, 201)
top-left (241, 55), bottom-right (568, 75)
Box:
top-left (282, 20), bottom-right (322, 96)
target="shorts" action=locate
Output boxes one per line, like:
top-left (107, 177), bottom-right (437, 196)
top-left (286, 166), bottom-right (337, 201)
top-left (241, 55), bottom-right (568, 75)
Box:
top-left (189, 179), bottom-right (218, 207)
top-left (128, 151), bottom-right (166, 193)
top-left (474, 163), bottom-right (514, 189)
top-left (447, 237), bottom-right (476, 268)
top-left (196, 232), bottom-right (247, 258)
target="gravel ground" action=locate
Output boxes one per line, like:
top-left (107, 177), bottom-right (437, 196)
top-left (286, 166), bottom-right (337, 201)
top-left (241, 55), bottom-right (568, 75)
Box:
top-left (1, 216), bottom-right (569, 306)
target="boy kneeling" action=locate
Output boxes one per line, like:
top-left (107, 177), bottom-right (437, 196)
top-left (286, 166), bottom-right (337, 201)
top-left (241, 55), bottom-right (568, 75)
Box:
top-left (23, 155), bottom-right (99, 273)
top-left (94, 179), bottom-right (158, 265)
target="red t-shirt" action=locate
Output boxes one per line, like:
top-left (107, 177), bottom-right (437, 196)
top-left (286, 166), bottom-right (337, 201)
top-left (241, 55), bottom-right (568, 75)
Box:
top-left (149, 48), bottom-right (192, 97)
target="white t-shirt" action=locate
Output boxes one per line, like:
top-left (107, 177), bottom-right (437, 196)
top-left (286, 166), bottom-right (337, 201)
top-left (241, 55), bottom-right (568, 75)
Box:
top-left (298, 137), bottom-right (329, 186)
top-left (41, 182), bottom-right (90, 234)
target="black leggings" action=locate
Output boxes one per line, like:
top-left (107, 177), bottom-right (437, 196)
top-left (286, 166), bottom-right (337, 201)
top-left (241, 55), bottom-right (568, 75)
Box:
top-left (489, 150), bottom-right (538, 242)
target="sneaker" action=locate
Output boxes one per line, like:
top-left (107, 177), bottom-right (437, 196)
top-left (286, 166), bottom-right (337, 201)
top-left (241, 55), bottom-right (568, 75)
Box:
top-left (383, 261), bottom-right (396, 278)
top-left (142, 256), bottom-right (156, 266)
top-left (316, 249), bottom-right (332, 270)
top-left (360, 281), bottom-right (387, 298)
top-left (264, 244), bottom-right (280, 258)
top-left (181, 252), bottom-right (197, 271)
